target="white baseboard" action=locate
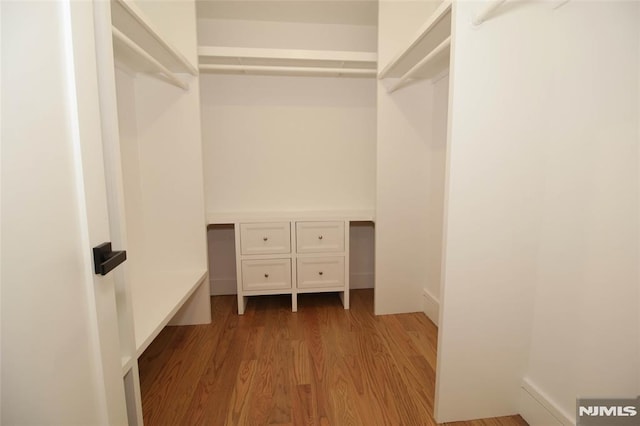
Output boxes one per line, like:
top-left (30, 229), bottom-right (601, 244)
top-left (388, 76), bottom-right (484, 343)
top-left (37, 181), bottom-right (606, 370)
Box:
top-left (520, 378), bottom-right (574, 426)
top-left (422, 288), bottom-right (439, 326)
top-left (210, 278), bottom-right (237, 296)
top-left (350, 273), bottom-right (374, 289)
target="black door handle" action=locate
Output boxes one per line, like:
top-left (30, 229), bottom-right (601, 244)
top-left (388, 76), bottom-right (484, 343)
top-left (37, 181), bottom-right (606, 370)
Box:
top-left (93, 242), bottom-right (127, 276)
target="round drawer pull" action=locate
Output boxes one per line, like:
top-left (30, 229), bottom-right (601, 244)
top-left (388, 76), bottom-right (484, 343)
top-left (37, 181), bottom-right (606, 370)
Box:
top-left (264, 273), bottom-right (269, 278)
top-left (263, 237), bottom-right (268, 242)
top-left (318, 271), bottom-right (323, 276)
top-left (318, 235), bottom-right (323, 240)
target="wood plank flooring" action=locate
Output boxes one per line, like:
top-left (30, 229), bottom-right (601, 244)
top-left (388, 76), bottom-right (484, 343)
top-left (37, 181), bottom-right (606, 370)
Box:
top-left (138, 289), bottom-right (528, 426)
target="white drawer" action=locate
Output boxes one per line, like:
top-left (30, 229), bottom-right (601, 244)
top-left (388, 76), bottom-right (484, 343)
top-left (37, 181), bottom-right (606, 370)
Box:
top-left (296, 257), bottom-right (345, 289)
top-left (240, 222), bottom-right (291, 255)
top-left (241, 259), bottom-right (291, 291)
top-left (296, 221), bottom-right (344, 253)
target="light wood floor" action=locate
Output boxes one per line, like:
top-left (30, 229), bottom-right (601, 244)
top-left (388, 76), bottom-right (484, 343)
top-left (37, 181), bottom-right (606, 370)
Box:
top-left (139, 289), bottom-right (528, 426)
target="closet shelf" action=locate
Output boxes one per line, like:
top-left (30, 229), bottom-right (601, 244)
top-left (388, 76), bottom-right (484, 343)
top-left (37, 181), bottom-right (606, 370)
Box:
top-left (111, 0), bottom-right (197, 88)
top-left (198, 46), bottom-right (377, 78)
top-left (207, 209), bottom-right (376, 225)
top-left (378, 0), bottom-right (452, 90)
top-left (131, 269), bottom-right (208, 356)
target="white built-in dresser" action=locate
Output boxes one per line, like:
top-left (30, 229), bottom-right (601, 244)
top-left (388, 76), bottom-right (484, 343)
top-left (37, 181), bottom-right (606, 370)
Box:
top-left (208, 211), bottom-right (375, 314)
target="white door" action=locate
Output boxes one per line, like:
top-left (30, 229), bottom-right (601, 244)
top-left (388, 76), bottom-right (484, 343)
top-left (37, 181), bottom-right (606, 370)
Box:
top-left (2, 1), bottom-right (130, 424)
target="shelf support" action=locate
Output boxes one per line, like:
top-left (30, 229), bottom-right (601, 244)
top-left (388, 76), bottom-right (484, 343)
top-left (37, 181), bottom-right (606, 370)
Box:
top-left (112, 27), bottom-right (189, 90)
top-left (388, 36), bottom-right (451, 93)
top-left (473, 0), bottom-right (508, 25)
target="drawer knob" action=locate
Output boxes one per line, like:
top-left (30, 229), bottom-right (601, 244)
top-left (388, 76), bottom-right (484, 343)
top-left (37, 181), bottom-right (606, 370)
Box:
top-left (264, 273), bottom-right (269, 278)
top-left (318, 271), bottom-right (323, 276)
top-left (263, 237), bottom-right (268, 241)
top-left (318, 235), bottom-right (323, 240)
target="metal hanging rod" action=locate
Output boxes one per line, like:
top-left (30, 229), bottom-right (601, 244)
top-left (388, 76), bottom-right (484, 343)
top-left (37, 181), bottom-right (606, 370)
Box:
top-left (473, 0), bottom-right (508, 25)
top-left (199, 64), bottom-right (376, 77)
top-left (388, 36), bottom-right (451, 93)
top-left (474, 0), bottom-right (572, 26)
top-left (112, 27), bottom-right (188, 90)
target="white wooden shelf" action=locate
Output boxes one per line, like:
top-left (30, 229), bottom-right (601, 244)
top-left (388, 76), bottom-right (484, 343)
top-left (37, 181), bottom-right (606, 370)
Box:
top-left (111, 0), bottom-right (197, 89)
top-left (131, 269), bottom-right (208, 356)
top-left (378, 0), bottom-right (452, 91)
top-left (198, 46), bottom-right (377, 78)
top-left (207, 210), bottom-right (376, 225)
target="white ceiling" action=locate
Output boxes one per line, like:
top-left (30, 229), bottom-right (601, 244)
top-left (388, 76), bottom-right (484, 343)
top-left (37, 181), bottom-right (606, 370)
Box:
top-left (196, 1), bottom-right (378, 27)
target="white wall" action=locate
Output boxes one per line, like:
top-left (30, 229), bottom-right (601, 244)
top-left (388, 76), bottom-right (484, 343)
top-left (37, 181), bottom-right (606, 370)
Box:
top-left (208, 225), bottom-right (237, 295)
top-left (376, 0), bottom-right (446, 315)
top-left (524, 2), bottom-right (639, 424)
top-left (198, 18), bottom-right (377, 52)
top-left (133, 74), bottom-right (208, 272)
top-left (349, 222), bottom-right (375, 289)
top-left (2, 2), bottom-right (108, 423)
top-left (200, 74), bottom-right (376, 213)
top-left (115, 70), bottom-right (207, 278)
top-left (435, 1), bottom-right (639, 423)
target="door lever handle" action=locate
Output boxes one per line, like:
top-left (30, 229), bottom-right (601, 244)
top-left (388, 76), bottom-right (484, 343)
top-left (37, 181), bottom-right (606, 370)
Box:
top-left (93, 242), bottom-right (127, 276)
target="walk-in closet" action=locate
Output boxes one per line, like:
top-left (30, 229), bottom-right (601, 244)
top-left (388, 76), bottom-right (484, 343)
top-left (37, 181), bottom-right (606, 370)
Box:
top-left (3, 0), bottom-right (638, 425)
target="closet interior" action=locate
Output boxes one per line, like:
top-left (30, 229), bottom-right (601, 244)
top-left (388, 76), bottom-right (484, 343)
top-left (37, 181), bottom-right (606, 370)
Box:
top-left (4, 0), bottom-right (638, 425)
top-left (104, 0), bottom-right (451, 423)
top-left (99, 0), bottom-right (488, 423)
top-left (84, 0), bottom-right (640, 424)
top-left (197, 1), bottom-right (379, 314)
